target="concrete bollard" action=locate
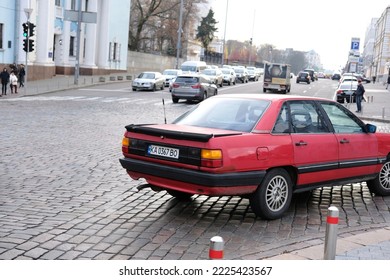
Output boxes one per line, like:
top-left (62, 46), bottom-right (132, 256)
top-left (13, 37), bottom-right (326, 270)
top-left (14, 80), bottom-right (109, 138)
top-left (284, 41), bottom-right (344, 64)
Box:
top-left (324, 206), bottom-right (339, 260)
top-left (209, 236), bottom-right (224, 259)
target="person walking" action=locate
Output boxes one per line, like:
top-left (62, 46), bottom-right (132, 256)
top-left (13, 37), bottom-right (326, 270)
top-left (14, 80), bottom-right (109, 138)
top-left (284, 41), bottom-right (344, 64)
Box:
top-left (9, 71), bottom-right (18, 94)
top-left (372, 76), bottom-right (376, 84)
top-left (18, 64), bottom-right (25, 88)
top-left (0, 68), bottom-right (10, 96)
top-left (355, 79), bottom-right (365, 113)
top-left (386, 76), bottom-right (390, 89)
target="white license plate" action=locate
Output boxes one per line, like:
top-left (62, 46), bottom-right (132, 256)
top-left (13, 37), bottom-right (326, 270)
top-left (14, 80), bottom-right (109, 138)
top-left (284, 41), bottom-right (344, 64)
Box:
top-left (345, 91), bottom-right (354, 95)
top-left (148, 145), bottom-right (179, 159)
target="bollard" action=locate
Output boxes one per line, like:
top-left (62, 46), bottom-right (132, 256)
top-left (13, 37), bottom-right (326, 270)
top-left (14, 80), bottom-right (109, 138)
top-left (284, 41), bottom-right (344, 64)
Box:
top-left (383, 107), bottom-right (386, 119)
top-left (324, 206), bottom-right (339, 260)
top-left (209, 236), bottom-right (224, 259)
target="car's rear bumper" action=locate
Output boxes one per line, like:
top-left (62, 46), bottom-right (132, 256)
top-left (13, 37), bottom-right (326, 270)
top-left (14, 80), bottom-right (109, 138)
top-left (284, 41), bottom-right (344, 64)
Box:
top-left (119, 157), bottom-right (265, 194)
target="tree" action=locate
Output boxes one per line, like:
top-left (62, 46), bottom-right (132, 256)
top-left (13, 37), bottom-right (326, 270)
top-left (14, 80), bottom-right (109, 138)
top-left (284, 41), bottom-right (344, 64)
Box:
top-left (195, 9), bottom-right (218, 50)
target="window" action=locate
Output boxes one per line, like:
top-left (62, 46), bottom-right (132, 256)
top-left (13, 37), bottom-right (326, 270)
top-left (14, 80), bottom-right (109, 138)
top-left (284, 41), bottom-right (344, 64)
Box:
top-left (272, 103), bottom-right (290, 133)
top-left (0, 23), bottom-right (3, 49)
top-left (55, 0), bottom-right (61, 6)
top-left (69, 36), bottom-right (75, 56)
top-left (288, 101), bottom-right (328, 133)
top-left (71, 0), bottom-right (76, 10)
top-left (320, 102), bottom-right (364, 133)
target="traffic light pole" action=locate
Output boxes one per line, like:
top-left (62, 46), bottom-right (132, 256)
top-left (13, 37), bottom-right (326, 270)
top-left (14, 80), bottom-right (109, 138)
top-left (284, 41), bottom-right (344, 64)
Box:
top-left (24, 24), bottom-right (29, 94)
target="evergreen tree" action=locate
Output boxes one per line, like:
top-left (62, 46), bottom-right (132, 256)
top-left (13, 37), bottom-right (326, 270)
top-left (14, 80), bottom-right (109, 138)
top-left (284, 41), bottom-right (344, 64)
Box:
top-left (196, 9), bottom-right (218, 50)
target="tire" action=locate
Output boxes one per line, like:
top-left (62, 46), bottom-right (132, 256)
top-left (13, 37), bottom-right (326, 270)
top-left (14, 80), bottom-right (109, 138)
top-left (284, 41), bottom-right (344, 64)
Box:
top-left (160, 84), bottom-right (164, 90)
top-left (152, 84), bottom-right (156, 92)
top-left (167, 189), bottom-right (193, 200)
top-left (263, 88), bottom-right (266, 93)
top-left (172, 97), bottom-right (179, 103)
top-left (132, 88), bottom-right (137, 91)
top-left (367, 160), bottom-right (390, 196)
top-left (249, 168), bottom-right (293, 220)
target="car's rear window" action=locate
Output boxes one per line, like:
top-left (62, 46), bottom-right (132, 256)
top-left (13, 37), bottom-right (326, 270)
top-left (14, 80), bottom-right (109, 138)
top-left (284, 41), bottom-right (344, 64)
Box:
top-left (175, 76), bottom-right (199, 83)
top-left (173, 98), bottom-right (270, 132)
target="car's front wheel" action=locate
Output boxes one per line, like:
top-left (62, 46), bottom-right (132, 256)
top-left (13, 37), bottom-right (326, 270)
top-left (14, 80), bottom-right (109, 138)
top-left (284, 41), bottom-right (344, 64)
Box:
top-left (250, 168), bottom-right (292, 220)
top-left (367, 160), bottom-right (390, 196)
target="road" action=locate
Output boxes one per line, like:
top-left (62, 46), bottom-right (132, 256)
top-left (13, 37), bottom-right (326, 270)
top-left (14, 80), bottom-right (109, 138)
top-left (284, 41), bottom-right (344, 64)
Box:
top-left (0, 78), bottom-right (389, 260)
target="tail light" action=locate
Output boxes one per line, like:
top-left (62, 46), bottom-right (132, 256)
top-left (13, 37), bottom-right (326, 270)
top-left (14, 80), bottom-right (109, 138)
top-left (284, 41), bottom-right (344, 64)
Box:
top-left (172, 83), bottom-right (180, 88)
top-left (191, 83), bottom-right (201, 89)
top-left (122, 137), bottom-right (129, 153)
top-left (336, 90), bottom-right (343, 95)
top-left (201, 149), bottom-right (222, 168)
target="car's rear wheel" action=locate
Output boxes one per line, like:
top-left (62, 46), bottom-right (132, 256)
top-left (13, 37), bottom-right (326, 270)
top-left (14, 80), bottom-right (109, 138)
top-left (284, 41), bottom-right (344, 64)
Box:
top-left (250, 168), bottom-right (292, 220)
top-left (367, 160), bottom-right (390, 196)
top-left (167, 189), bottom-right (193, 200)
top-left (172, 97), bottom-right (179, 103)
top-left (152, 84), bottom-right (156, 92)
top-left (132, 88), bottom-right (137, 91)
top-left (263, 88), bottom-right (266, 93)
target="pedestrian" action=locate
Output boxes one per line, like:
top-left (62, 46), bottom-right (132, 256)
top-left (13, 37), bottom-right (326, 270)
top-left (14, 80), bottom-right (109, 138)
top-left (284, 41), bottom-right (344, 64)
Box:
top-left (18, 64), bottom-right (25, 88)
top-left (372, 76), bottom-right (376, 84)
top-left (0, 68), bottom-right (10, 96)
top-left (9, 71), bottom-right (18, 94)
top-left (355, 79), bottom-right (365, 113)
top-left (386, 76), bottom-right (390, 89)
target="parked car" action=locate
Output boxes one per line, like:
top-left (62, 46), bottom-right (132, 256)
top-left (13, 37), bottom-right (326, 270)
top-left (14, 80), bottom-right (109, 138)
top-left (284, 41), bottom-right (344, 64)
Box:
top-left (296, 71), bottom-right (311, 84)
top-left (162, 69), bottom-right (182, 87)
top-left (221, 68), bottom-right (236, 85)
top-left (201, 68), bottom-right (224, 87)
top-left (233, 67), bottom-right (249, 83)
top-left (335, 81), bottom-right (358, 103)
top-left (132, 71), bottom-right (165, 91)
top-left (120, 94), bottom-right (390, 219)
top-left (170, 73), bottom-right (218, 103)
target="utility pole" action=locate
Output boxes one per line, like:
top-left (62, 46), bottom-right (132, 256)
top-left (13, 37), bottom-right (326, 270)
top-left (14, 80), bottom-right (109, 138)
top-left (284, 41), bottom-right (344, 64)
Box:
top-left (74, 0), bottom-right (82, 85)
top-left (175, 0), bottom-right (184, 69)
top-left (222, 0), bottom-right (229, 66)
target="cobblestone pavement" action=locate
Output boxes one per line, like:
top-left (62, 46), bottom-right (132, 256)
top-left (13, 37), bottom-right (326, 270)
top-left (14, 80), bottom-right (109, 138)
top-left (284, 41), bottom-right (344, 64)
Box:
top-left (0, 81), bottom-right (390, 260)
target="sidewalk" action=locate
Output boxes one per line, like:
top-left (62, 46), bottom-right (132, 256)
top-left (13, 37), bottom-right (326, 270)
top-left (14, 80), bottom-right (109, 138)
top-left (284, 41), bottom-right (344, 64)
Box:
top-left (2, 75), bottom-right (390, 260)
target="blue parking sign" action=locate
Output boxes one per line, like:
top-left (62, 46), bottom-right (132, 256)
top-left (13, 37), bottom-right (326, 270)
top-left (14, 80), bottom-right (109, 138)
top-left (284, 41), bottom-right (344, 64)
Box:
top-left (351, 41), bottom-right (360, 50)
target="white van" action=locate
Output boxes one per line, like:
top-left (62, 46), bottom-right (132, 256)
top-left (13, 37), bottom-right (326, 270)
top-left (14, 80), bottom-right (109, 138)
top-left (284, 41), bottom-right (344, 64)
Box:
top-left (181, 61), bottom-right (207, 73)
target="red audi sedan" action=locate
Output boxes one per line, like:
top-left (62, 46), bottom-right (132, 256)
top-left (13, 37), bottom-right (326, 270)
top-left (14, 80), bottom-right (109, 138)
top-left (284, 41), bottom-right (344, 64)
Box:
top-left (120, 94), bottom-right (390, 219)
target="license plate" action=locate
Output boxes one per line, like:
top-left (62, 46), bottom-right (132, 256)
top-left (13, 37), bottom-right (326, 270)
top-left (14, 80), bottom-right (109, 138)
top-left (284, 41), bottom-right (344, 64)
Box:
top-left (148, 145), bottom-right (179, 159)
top-left (345, 91), bottom-right (354, 95)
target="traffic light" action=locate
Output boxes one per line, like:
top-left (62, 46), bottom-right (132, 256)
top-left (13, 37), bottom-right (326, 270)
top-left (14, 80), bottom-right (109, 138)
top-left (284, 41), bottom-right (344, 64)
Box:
top-left (22, 23), bottom-right (28, 37)
top-left (29, 22), bottom-right (36, 37)
top-left (249, 38), bottom-right (253, 45)
top-left (28, 40), bottom-right (35, 52)
top-left (23, 39), bottom-right (28, 52)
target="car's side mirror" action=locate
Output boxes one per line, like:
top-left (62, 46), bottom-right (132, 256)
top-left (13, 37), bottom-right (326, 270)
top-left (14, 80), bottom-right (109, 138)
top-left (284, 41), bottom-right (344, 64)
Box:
top-left (365, 123), bottom-right (377, 133)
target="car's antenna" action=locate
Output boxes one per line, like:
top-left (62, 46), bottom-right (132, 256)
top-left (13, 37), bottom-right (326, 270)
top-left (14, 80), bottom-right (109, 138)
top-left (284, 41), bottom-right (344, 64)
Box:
top-left (162, 98), bottom-right (167, 124)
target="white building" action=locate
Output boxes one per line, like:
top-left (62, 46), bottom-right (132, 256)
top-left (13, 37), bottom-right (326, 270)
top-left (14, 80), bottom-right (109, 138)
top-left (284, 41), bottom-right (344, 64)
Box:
top-left (372, 6), bottom-right (390, 82)
top-left (1, 0), bottom-right (130, 80)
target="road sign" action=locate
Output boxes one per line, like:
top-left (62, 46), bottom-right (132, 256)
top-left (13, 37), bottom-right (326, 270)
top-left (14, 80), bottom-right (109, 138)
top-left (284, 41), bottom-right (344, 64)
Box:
top-left (350, 38), bottom-right (360, 51)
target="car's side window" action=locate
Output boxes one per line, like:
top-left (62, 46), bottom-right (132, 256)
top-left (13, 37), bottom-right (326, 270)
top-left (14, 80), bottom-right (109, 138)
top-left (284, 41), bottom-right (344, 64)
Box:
top-left (288, 101), bottom-right (329, 133)
top-left (272, 103), bottom-right (290, 133)
top-left (320, 102), bottom-right (364, 133)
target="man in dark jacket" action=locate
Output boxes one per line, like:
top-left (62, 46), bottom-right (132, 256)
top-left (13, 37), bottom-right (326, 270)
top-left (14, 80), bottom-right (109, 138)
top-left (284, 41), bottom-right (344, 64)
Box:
top-left (0, 68), bottom-right (10, 96)
top-left (355, 80), bottom-right (365, 113)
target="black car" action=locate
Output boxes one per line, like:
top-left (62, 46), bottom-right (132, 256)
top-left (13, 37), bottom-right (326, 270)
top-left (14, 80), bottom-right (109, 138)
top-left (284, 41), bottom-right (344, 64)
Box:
top-left (296, 71), bottom-right (311, 84)
top-left (332, 73), bottom-right (341, 80)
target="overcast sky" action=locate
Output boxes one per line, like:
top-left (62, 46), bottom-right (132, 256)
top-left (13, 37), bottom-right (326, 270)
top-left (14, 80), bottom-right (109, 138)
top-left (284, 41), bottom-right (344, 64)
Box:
top-left (209, 0), bottom-right (389, 71)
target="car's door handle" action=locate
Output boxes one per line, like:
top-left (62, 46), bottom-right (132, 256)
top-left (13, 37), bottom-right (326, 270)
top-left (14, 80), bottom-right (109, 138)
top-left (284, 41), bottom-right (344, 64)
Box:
top-left (340, 139), bottom-right (350, 144)
top-left (295, 141), bottom-right (307, 146)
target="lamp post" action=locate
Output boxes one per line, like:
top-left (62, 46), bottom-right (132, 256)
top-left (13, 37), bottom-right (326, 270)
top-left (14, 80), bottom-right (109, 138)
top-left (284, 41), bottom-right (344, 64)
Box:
top-left (222, 0), bottom-right (229, 66)
top-left (175, 0), bottom-right (184, 69)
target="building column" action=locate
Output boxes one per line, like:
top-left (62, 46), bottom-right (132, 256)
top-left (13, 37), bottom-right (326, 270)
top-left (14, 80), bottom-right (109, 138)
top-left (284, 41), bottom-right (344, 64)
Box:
top-left (82, 0), bottom-right (98, 68)
top-left (97, 0), bottom-right (110, 69)
top-left (35, 0), bottom-right (54, 65)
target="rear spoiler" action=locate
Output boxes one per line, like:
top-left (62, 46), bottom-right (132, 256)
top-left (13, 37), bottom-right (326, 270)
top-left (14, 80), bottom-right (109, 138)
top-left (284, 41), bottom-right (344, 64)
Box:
top-left (125, 124), bottom-right (240, 142)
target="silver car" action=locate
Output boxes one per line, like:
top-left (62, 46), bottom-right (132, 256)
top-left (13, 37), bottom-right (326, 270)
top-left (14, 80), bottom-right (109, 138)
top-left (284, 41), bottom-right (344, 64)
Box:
top-left (171, 74), bottom-right (218, 103)
top-left (132, 71), bottom-right (165, 91)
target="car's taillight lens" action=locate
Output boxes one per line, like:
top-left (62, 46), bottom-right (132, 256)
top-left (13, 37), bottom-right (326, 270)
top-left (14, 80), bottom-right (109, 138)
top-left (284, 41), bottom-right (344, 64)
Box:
top-left (201, 149), bottom-right (222, 167)
top-left (191, 83), bottom-right (201, 89)
top-left (336, 90), bottom-right (343, 94)
top-left (172, 83), bottom-right (180, 88)
top-left (122, 137), bottom-right (129, 153)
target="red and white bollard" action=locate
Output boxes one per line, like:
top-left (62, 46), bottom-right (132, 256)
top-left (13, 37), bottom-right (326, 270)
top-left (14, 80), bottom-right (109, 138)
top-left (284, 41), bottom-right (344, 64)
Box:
top-left (323, 206), bottom-right (339, 260)
top-left (209, 236), bottom-right (224, 259)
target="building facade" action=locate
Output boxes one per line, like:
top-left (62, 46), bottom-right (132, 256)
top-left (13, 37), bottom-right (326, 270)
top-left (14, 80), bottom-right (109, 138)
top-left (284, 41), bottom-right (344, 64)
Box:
top-left (372, 6), bottom-right (390, 82)
top-left (0, 0), bottom-right (130, 80)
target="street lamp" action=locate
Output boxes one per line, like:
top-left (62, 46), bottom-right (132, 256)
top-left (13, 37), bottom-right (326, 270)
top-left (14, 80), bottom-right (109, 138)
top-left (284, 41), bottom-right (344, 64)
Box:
top-left (175, 0), bottom-right (184, 69)
top-left (222, 0), bottom-right (229, 66)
